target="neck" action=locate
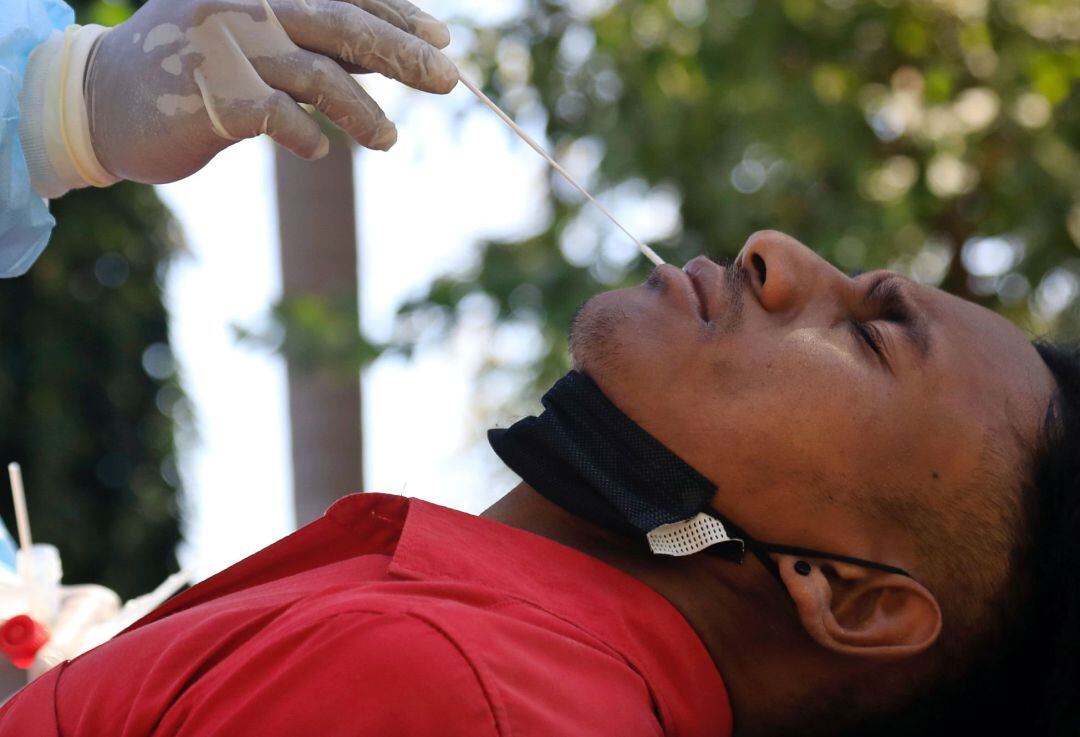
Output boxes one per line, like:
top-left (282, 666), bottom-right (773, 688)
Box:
top-left (483, 482), bottom-right (840, 735)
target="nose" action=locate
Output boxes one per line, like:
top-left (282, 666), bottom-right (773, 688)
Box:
top-left (737, 230), bottom-right (847, 315)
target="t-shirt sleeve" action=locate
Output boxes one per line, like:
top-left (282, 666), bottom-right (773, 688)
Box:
top-left (164, 610), bottom-right (503, 737)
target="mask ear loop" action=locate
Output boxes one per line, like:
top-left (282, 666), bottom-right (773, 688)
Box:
top-left (750, 542), bottom-right (913, 578)
top-left (698, 514), bottom-right (784, 580)
top-left (699, 509), bottom-right (913, 581)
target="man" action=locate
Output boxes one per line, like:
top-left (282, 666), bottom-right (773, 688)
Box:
top-left (1, 230), bottom-right (1076, 736)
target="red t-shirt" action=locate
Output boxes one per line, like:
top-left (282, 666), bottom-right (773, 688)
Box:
top-left (0, 493), bottom-right (732, 736)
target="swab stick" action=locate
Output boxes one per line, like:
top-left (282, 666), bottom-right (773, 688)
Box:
top-left (8, 463), bottom-right (32, 553)
top-left (457, 74), bottom-right (666, 267)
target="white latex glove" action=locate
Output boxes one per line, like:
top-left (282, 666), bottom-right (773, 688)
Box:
top-left (19, 0), bottom-right (458, 198)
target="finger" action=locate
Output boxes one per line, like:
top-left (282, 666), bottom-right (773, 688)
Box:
top-left (275, 0), bottom-right (459, 94)
top-left (254, 91), bottom-right (330, 160)
top-left (338, 61), bottom-right (373, 74)
top-left (335, 0), bottom-right (451, 49)
top-left (255, 50), bottom-right (398, 150)
top-left (191, 45), bottom-right (330, 160)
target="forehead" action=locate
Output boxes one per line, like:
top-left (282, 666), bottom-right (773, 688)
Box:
top-left (910, 280), bottom-right (1054, 439)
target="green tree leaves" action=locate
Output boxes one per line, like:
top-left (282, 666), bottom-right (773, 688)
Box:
top-left (404, 0), bottom-right (1080, 399)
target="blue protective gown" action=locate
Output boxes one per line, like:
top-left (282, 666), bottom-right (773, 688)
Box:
top-left (0, 0), bottom-right (74, 278)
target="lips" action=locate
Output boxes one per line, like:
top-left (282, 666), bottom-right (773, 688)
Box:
top-left (684, 269), bottom-right (710, 322)
top-left (682, 256), bottom-right (736, 325)
top-left (647, 263), bottom-right (713, 323)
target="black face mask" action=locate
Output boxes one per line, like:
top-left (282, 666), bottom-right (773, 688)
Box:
top-left (489, 371), bottom-right (911, 581)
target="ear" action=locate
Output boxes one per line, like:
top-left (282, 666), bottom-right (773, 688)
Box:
top-left (775, 554), bottom-right (942, 659)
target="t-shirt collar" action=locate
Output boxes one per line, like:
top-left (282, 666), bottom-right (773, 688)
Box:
top-left (388, 497), bottom-right (732, 737)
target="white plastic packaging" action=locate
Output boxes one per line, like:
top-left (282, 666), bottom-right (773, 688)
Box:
top-left (29, 585), bottom-right (121, 679)
top-left (15, 544), bottom-right (62, 623)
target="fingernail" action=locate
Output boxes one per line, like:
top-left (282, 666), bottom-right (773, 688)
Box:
top-left (312, 134), bottom-right (330, 160)
top-left (414, 16), bottom-right (451, 49)
top-left (372, 122), bottom-right (398, 151)
top-left (431, 51), bottom-right (460, 93)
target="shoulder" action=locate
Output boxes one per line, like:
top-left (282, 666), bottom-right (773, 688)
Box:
top-left (37, 607), bottom-right (504, 737)
top-left (168, 608), bottom-right (504, 737)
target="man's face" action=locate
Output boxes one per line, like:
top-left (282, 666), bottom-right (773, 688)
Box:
top-left (570, 230), bottom-right (1056, 568)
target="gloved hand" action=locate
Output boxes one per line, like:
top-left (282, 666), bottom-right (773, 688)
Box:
top-left (19, 0), bottom-right (459, 197)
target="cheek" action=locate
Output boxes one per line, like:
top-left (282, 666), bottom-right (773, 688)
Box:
top-left (664, 328), bottom-right (890, 482)
top-left (705, 327), bottom-right (870, 412)
top-left (584, 316), bottom-right (930, 497)
top-left (752, 327), bottom-right (864, 386)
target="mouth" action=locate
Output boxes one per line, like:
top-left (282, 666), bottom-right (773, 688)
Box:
top-left (684, 269), bottom-right (710, 322)
top-left (648, 263), bottom-right (708, 322)
top-left (645, 263), bottom-right (710, 323)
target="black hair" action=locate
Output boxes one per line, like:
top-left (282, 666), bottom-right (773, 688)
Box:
top-left (938, 340), bottom-right (1077, 735)
top-left (833, 341), bottom-right (1080, 737)
top-left (1020, 341), bottom-right (1080, 735)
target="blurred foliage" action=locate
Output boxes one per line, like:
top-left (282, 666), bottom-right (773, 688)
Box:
top-left (235, 292), bottom-right (382, 374)
top-left (403, 0), bottom-right (1080, 395)
top-left (0, 0), bottom-right (183, 599)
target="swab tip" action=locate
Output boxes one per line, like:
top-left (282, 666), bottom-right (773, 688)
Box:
top-left (640, 244), bottom-right (666, 266)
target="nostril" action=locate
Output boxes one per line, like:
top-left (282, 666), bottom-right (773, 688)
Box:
top-left (751, 253), bottom-right (767, 286)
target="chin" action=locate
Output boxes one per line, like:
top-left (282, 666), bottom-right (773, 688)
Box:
top-left (568, 338), bottom-right (606, 379)
top-left (567, 293), bottom-right (631, 379)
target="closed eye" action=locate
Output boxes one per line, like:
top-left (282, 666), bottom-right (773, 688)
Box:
top-left (851, 320), bottom-right (884, 356)
top-left (850, 274), bottom-right (929, 369)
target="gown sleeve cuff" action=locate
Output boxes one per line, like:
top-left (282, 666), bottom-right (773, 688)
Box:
top-left (19, 23), bottom-right (117, 200)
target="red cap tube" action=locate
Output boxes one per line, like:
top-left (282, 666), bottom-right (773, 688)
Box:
top-left (1, 615), bottom-right (50, 668)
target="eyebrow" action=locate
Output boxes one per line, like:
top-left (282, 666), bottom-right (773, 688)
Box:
top-left (864, 274), bottom-right (934, 363)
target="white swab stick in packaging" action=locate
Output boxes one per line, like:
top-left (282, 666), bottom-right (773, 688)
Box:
top-left (8, 464), bottom-right (32, 553)
top-left (457, 74), bottom-right (666, 268)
